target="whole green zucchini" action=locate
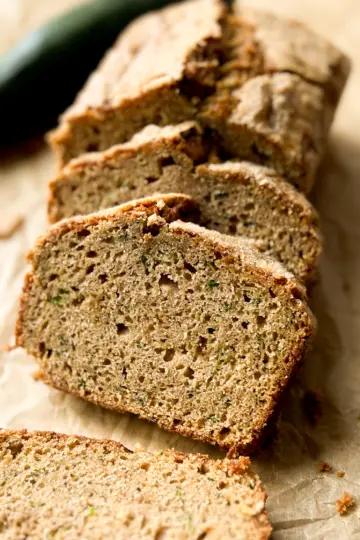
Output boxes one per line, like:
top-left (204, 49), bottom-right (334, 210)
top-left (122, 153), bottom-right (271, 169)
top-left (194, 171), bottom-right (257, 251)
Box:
top-left (0, 0), bottom-right (177, 145)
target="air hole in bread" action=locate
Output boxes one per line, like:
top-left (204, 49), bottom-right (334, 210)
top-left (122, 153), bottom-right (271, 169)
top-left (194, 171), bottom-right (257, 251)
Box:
top-left (98, 273), bottom-right (108, 283)
top-left (257, 316), bottom-right (266, 327)
top-left (198, 463), bottom-right (209, 474)
top-left (164, 349), bottom-right (175, 362)
top-left (86, 251), bottom-right (97, 258)
top-left (159, 274), bottom-right (178, 290)
top-left (146, 176), bottom-right (158, 184)
top-left (86, 143), bottom-right (99, 152)
top-left (184, 261), bottom-right (196, 274)
top-left (72, 295), bottom-right (85, 306)
top-left (116, 323), bottom-right (129, 335)
top-left (77, 229), bottom-right (90, 237)
top-left (158, 156), bottom-right (175, 171)
top-left (269, 288), bottom-right (276, 298)
top-left (184, 367), bottom-right (195, 379)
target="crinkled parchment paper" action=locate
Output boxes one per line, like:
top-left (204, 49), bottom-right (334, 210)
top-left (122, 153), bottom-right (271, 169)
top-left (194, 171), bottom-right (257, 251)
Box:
top-left (1, 0), bottom-right (360, 537)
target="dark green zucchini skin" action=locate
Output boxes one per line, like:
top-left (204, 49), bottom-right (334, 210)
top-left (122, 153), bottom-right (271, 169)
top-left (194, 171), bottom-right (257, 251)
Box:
top-left (0, 0), bottom-right (177, 146)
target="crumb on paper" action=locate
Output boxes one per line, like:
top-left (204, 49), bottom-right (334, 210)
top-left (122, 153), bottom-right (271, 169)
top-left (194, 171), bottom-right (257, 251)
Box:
top-left (302, 390), bottom-right (323, 425)
top-left (32, 370), bottom-right (44, 382)
top-left (337, 471), bottom-right (345, 478)
top-left (0, 215), bottom-right (24, 240)
top-left (336, 492), bottom-right (355, 516)
top-left (318, 461), bottom-right (332, 472)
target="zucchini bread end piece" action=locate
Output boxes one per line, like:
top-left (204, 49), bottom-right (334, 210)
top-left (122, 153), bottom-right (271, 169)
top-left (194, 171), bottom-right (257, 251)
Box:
top-left (49, 0), bottom-right (350, 191)
top-left (0, 429), bottom-right (272, 539)
top-left (49, 0), bottom-right (225, 167)
top-left (16, 202), bottom-right (315, 454)
top-left (49, 122), bottom-right (322, 283)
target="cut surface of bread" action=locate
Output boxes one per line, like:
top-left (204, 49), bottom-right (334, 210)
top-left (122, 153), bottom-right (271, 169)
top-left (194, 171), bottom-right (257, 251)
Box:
top-left (0, 429), bottom-right (272, 539)
top-left (49, 0), bottom-right (350, 191)
top-left (16, 197), bottom-right (315, 453)
top-left (49, 122), bottom-right (322, 282)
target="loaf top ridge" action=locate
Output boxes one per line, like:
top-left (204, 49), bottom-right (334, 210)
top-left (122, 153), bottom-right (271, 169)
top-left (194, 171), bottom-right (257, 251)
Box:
top-left (234, 3), bottom-right (351, 100)
top-left (62, 0), bottom-right (225, 121)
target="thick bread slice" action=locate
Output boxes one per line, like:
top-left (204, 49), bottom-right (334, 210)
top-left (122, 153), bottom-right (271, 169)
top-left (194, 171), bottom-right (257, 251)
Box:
top-left (49, 0), bottom-right (350, 192)
top-left (16, 200), bottom-right (315, 454)
top-left (0, 429), bottom-right (272, 539)
top-left (49, 122), bottom-right (322, 282)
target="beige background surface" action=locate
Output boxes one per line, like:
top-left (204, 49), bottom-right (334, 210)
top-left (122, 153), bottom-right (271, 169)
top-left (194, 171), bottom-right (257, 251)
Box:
top-left (1, 1), bottom-right (360, 538)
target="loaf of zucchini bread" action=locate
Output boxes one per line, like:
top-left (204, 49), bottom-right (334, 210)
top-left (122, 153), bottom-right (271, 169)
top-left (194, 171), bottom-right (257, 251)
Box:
top-left (16, 195), bottom-right (315, 454)
top-left (49, 122), bottom-right (322, 282)
top-left (49, 0), bottom-right (350, 192)
top-left (0, 429), bottom-right (271, 539)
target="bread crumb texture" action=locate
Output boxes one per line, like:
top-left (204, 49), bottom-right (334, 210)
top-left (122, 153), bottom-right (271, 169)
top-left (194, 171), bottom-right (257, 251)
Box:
top-left (48, 122), bottom-right (322, 283)
top-left (336, 492), bottom-right (356, 516)
top-left (0, 429), bottom-right (271, 539)
top-left (16, 197), bottom-right (315, 454)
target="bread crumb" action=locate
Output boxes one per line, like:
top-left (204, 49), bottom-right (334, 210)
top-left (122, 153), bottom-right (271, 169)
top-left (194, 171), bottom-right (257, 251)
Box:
top-left (336, 492), bottom-right (355, 516)
top-left (302, 390), bottom-right (323, 425)
top-left (337, 471), bottom-right (345, 478)
top-left (0, 215), bottom-right (24, 239)
top-left (32, 370), bottom-right (45, 381)
top-left (318, 461), bottom-right (332, 473)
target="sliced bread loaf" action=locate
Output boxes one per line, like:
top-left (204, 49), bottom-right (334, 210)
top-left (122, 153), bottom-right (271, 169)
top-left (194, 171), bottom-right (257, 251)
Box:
top-left (16, 197), bottom-right (315, 454)
top-left (49, 0), bottom-right (350, 192)
top-left (0, 429), bottom-right (271, 539)
top-left (49, 122), bottom-right (322, 282)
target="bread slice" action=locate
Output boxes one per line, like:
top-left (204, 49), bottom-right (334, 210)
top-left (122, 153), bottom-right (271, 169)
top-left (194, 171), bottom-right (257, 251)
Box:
top-left (49, 122), bottom-right (322, 283)
top-left (49, 0), bottom-right (350, 192)
top-left (0, 429), bottom-right (272, 539)
top-left (16, 196), bottom-right (315, 453)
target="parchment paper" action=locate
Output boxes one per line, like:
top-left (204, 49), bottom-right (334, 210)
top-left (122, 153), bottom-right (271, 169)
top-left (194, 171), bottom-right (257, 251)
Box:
top-left (1, 1), bottom-right (360, 538)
